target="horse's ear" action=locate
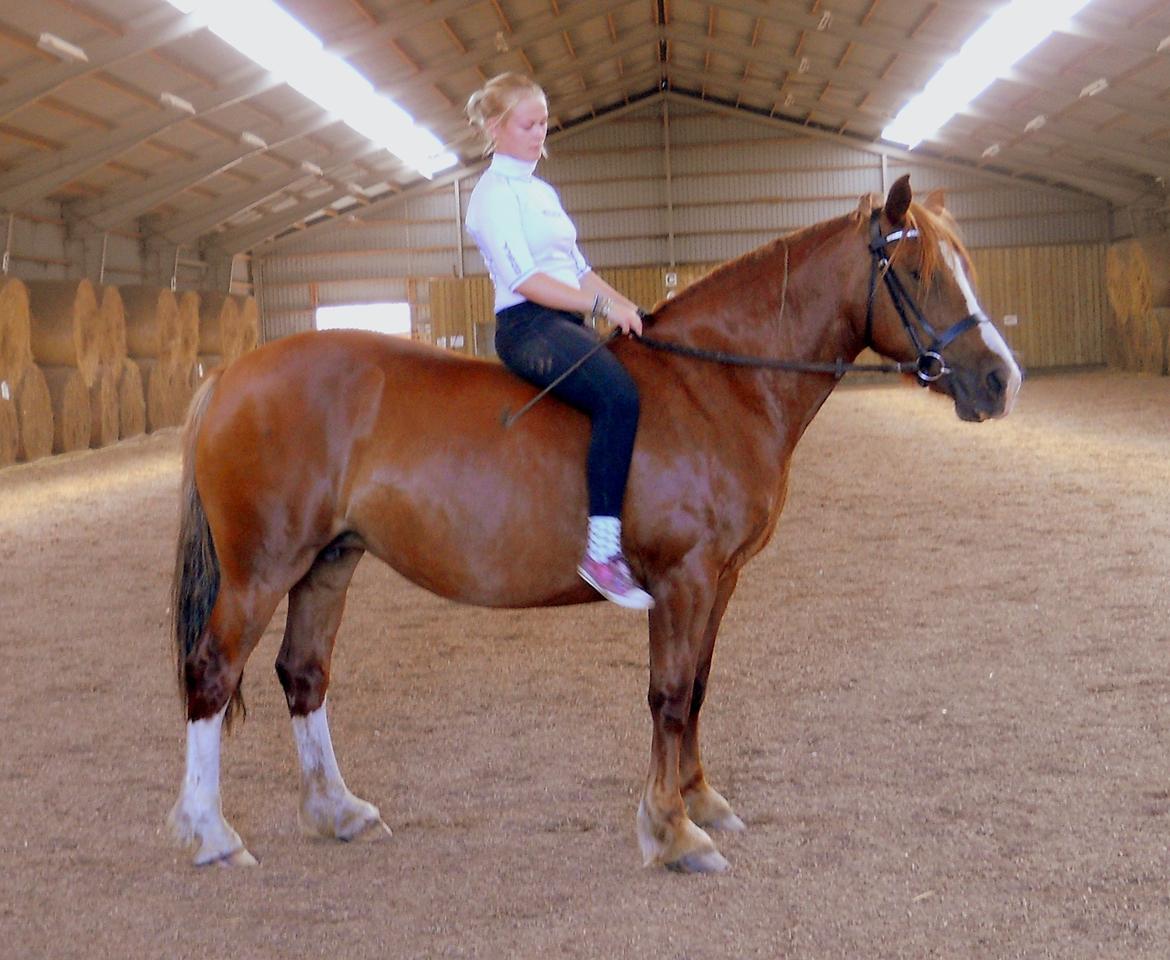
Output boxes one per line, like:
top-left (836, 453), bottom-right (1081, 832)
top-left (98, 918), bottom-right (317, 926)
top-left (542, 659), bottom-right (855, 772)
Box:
top-left (924, 188), bottom-right (946, 214)
top-left (883, 174), bottom-right (912, 225)
top-left (856, 192), bottom-right (878, 219)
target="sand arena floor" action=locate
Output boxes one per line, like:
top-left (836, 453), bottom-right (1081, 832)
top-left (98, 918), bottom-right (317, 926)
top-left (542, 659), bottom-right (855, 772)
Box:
top-left (1, 370), bottom-right (1169, 958)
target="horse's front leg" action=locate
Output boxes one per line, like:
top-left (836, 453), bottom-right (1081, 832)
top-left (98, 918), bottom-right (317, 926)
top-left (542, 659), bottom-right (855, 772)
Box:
top-left (680, 572), bottom-right (746, 834)
top-left (636, 574), bottom-right (730, 874)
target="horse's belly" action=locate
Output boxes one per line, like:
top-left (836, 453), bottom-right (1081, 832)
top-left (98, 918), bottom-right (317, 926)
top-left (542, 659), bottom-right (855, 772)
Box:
top-left (345, 454), bottom-right (596, 609)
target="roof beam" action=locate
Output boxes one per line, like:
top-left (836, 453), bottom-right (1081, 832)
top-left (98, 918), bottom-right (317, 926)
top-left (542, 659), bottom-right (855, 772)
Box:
top-left (68, 109), bottom-right (344, 234)
top-left (152, 141), bottom-right (386, 244)
top-left (0, 8), bottom-right (203, 122)
top-left (375, 0), bottom-right (640, 103)
top-left (0, 68), bottom-right (281, 210)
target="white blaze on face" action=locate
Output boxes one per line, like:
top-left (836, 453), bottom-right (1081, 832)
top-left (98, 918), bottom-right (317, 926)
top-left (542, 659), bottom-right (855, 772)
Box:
top-left (941, 241), bottom-right (1022, 415)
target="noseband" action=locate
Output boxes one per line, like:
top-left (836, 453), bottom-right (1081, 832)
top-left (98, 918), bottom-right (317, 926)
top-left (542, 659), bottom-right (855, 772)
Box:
top-left (865, 210), bottom-right (986, 386)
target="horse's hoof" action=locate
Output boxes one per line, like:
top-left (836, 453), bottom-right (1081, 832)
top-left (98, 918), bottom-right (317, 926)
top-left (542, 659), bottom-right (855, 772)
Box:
top-left (219, 847), bottom-right (259, 867)
top-left (706, 812), bottom-right (746, 833)
top-left (666, 848), bottom-right (731, 875)
top-left (196, 845), bottom-right (258, 868)
top-left (341, 815), bottom-right (392, 843)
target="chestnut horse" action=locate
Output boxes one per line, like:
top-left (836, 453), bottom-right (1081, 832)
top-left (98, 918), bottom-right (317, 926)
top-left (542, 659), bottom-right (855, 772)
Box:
top-left (169, 176), bottom-right (1020, 873)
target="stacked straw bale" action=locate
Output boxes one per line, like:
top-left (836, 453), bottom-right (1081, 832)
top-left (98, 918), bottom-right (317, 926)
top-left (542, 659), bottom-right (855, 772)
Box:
top-left (100, 286), bottom-right (144, 440)
top-left (14, 364), bottom-right (52, 460)
top-left (1, 278), bottom-right (261, 471)
top-left (27, 279), bottom-right (101, 387)
top-left (0, 276), bottom-right (32, 387)
top-left (0, 386), bottom-right (16, 467)
top-left (121, 285), bottom-right (192, 430)
top-left (198, 291), bottom-right (260, 371)
top-left (1105, 235), bottom-right (1170, 375)
top-left (40, 365), bottom-right (91, 453)
top-left (25, 278), bottom-right (108, 456)
top-left (2, 278), bottom-right (56, 462)
top-left (117, 355), bottom-right (146, 439)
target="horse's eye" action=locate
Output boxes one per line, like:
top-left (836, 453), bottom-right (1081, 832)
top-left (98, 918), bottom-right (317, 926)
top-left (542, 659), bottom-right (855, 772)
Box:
top-left (910, 268), bottom-right (922, 282)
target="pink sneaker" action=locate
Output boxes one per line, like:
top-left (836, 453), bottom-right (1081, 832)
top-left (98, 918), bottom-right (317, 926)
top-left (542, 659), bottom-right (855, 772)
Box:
top-left (577, 554), bottom-right (655, 610)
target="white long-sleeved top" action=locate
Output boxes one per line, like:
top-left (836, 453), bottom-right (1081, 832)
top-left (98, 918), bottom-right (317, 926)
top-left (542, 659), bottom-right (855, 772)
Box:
top-left (465, 152), bottom-right (590, 313)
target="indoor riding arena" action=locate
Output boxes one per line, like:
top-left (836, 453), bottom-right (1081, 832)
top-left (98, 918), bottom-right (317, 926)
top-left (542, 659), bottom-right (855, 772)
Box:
top-left (2, 2), bottom-right (1170, 958)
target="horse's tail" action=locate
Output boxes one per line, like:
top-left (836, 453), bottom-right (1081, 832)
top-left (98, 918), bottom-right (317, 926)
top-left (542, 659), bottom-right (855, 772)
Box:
top-left (170, 369), bottom-right (244, 727)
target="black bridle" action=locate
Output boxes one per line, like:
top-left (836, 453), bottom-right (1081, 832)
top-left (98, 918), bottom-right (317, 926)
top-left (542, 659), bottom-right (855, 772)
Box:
top-left (864, 209), bottom-right (986, 385)
top-left (636, 210), bottom-right (987, 387)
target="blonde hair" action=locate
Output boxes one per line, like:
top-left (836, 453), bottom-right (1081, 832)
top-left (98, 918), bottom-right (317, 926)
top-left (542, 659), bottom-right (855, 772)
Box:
top-left (465, 73), bottom-right (547, 154)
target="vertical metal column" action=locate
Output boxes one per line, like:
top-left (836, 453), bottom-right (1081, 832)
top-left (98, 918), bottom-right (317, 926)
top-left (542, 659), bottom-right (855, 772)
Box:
top-left (454, 179), bottom-right (465, 279)
top-left (663, 98), bottom-right (676, 269)
top-left (2, 213), bottom-right (14, 275)
top-left (98, 232), bottom-right (109, 284)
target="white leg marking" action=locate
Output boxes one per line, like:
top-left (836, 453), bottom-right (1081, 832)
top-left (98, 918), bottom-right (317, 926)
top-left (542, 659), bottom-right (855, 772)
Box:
top-left (169, 704), bottom-right (256, 866)
top-left (942, 242), bottom-right (1022, 414)
top-left (291, 698), bottom-right (389, 841)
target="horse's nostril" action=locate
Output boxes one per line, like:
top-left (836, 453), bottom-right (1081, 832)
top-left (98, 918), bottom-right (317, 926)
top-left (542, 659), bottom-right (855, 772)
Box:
top-left (986, 369), bottom-right (1003, 396)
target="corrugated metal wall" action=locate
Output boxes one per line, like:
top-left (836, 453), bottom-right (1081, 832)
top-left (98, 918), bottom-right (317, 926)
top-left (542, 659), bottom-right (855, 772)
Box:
top-left (254, 94), bottom-right (1112, 367)
top-left (0, 199), bottom-right (239, 295)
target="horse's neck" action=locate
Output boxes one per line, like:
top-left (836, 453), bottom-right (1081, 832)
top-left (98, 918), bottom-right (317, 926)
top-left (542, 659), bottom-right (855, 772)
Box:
top-left (663, 218), bottom-right (859, 362)
top-left (652, 217), bottom-right (861, 442)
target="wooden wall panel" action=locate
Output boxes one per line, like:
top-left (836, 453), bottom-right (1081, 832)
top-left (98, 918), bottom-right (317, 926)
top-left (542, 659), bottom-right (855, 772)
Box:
top-left (970, 244), bottom-right (1105, 370)
top-left (428, 276), bottom-right (493, 356)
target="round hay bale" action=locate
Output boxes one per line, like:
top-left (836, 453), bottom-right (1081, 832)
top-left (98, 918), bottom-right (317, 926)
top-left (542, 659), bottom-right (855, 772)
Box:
top-left (1135, 235), bottom-right (1170, 308)
top-left (197, 291), bottom-right (240, 358)
top-left (117, 357), bottom-right (146, 438)
top-left (232, 294), bottom-right (260, 359)
top-left (26, 278), bottom-right (101, 386)
top-left (121, 285), bottom-right (181, 366)
top-left (1130, 244), bottom-right (1153, 318)
top-left (0, 277), bottom-right (32, 385)
top-left (1154, 307), bottom-right (1170, 377)
top-left (1103, 311), bottom-right (1127, 371)
top-left (1105, 244), bottom-right (1130, 325)
top-left (15, 363), bottom-right (54, 462)
top-left (89, 365), bottom-right (119, 448)
top-left (177, 290), bottom-right (200, 374)
top-left (1125, 311), bottom-right (1165, 375)
top-left (41, 365), bottom-right (91, 453)
top-left (98, 285), bottom-right (127, 369)
top-left (139, 358), bottom-right (188, 432)
top-left (0, 387), bottom-right (17, 467)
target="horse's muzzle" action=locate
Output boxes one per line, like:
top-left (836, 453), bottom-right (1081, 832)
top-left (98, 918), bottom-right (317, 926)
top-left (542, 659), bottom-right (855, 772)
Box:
top-left (950, 362), bottom-right (1021, 422)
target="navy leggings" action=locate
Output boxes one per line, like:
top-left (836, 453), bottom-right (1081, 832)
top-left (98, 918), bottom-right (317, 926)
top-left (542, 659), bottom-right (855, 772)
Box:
top-left (495, 301), bottom-right (640, 518)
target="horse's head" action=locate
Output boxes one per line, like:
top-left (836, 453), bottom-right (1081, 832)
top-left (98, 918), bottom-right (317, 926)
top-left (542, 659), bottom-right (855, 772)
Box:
top-left (855, 175), bottom-right (1021, 422)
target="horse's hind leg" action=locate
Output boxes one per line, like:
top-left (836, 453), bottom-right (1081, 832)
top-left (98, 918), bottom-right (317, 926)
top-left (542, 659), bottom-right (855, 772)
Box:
top-left (276, 542), bottom-right (389, 842)
top-left (170, 583), bottom-right (283, 866)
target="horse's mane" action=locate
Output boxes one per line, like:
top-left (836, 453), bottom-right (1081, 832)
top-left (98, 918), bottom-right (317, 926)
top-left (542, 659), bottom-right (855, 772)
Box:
top-left (651, 198), bottom-right (973, 317)
top-left (649, 219), bottom-right (828, 315)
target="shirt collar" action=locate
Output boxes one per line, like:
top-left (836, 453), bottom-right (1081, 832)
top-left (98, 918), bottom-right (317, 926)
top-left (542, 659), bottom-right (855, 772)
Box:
top-left (489, 152), bottom-right (539, 179)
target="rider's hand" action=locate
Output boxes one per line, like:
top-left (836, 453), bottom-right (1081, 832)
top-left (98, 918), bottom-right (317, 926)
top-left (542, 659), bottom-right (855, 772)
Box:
top-left (606, 303), bottom-right (644, 337)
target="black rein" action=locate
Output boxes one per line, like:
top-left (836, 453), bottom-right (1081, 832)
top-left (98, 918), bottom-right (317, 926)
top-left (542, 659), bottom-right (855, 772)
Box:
top-left (635, 209), bottom-right (986, 386)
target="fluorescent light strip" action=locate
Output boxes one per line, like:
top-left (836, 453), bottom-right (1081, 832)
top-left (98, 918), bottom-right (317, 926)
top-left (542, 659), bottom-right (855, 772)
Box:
top-left (38, 32), bottom-right (89, 63)
top-left (164, 0), bottom-right (456, 178)
top-left (882, 0), bottom-right (1096, 149)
